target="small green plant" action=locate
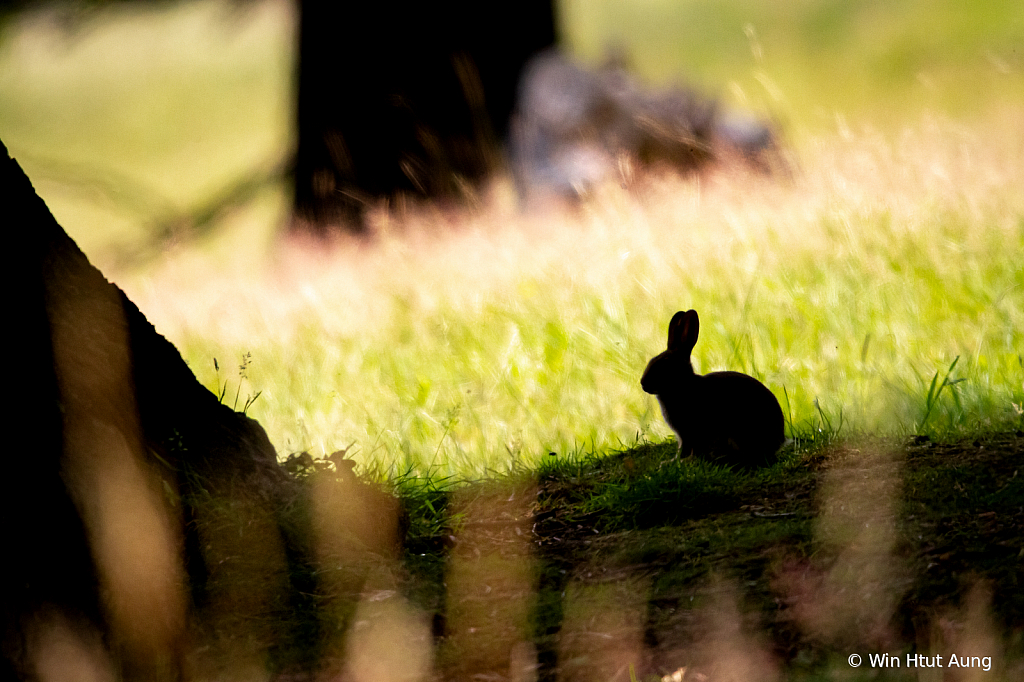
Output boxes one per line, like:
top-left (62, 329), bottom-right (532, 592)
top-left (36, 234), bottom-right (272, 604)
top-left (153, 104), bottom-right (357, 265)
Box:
top-left (782, 386), bottom-right (794, 438)
top-left (917, 355), bottom-right (965, 433)
top-left (813, 398), bottom-right (844, 441)
top-left (1014, 355), bottom-right (1024, 429)
top-left (214, 353), bottom-right (262, 416)
top-left (785, 398), bottom-right (845, 453)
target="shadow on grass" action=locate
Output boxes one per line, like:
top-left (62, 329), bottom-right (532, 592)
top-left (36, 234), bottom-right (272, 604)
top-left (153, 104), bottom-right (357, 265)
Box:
top-left (183, 430), bottom-right (1024, 680)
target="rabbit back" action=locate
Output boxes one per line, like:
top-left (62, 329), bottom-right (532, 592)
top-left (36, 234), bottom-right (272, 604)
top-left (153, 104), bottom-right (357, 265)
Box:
top-left (658, 370), bottom-right (784, 466)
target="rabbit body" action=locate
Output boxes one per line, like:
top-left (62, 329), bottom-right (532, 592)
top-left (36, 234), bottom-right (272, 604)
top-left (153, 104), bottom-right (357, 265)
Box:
top-left (642, 310), bottom-right (785, 466)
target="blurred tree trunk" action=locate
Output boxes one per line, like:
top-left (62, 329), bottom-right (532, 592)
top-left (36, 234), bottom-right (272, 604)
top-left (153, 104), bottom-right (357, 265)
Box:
top-left (292, 0), bottom-right (556, 234)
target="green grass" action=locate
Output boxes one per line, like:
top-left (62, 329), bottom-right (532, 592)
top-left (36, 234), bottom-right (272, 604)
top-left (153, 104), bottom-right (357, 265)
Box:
top-left (169, 163), bottom-right (1023, 479)
top-left (1, 0), bottom-right (1022, 481)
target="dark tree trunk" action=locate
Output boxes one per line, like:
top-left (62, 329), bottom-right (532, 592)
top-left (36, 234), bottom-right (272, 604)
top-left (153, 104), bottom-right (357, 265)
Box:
top-left (292, 0), bottom-right (556, 233)
top-left (1, 140), bottom-right (316, 679)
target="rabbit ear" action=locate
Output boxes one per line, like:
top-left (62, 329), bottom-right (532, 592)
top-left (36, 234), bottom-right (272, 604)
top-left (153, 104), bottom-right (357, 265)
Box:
top-left (667, 309), bottom-right (699, 352)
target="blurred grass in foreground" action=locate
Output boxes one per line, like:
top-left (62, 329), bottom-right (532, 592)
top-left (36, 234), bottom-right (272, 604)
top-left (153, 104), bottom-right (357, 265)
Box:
top-left (0, 0), bottom-right (1021, 478)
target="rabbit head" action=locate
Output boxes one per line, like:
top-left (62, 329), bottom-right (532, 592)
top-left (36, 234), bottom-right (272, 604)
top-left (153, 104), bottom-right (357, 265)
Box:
top-left (641, 309), bottom-right (699, 395)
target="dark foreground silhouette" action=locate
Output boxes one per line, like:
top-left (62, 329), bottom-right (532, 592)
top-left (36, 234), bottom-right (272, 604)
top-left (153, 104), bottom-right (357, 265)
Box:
top-left (1, 139), bottom-right (333, 680)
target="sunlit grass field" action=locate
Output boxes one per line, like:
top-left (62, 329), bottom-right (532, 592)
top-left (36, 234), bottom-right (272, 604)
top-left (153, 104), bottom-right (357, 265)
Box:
top-left (1, 0), bottom-right (1022, 479)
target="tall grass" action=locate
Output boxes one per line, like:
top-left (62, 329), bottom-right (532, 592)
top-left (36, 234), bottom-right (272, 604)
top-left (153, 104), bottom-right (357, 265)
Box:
top-left (134, 117), bottom-right (1024, 478)
top-left (1, 0), bottom-right (1022, 479)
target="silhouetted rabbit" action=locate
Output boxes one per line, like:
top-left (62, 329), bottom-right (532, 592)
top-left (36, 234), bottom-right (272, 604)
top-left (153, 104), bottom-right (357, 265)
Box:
top-left (641, 310), bottom-right (785, 466)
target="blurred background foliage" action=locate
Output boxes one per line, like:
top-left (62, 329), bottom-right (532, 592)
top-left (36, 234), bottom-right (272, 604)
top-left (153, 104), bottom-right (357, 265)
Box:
top-left (0, 0), bottom-right (1021, 258)
top-left (563, 0), bottom-right (1024, 127)
top-left (0, 0), bottom-right (1021, 476)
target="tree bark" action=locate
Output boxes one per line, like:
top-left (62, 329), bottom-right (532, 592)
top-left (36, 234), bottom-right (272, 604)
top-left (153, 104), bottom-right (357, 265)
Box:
top-left (2, 139), bottom-right (312, 679)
